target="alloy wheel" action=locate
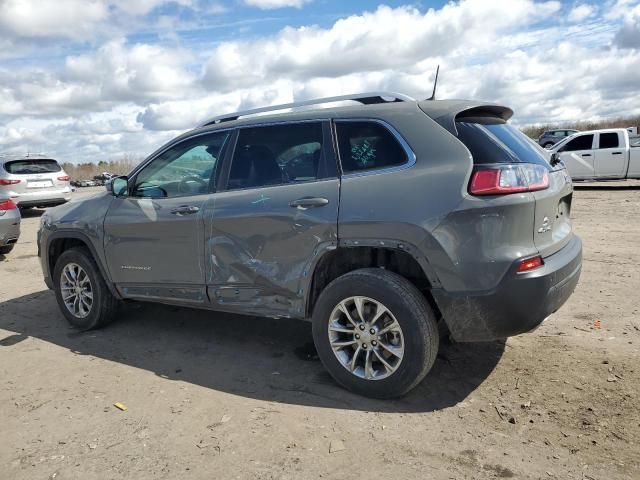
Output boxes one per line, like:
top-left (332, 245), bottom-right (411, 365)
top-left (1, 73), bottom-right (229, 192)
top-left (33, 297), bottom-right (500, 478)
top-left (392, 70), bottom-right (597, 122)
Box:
top-left (327, 296), bottom-right (404, 380)
top-left (60, 263), bottom-right (93, 318)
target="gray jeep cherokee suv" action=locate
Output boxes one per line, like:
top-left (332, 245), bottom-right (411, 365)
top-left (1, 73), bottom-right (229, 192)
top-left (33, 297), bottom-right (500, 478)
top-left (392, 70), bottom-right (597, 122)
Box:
top-left (38, 92), bottom-right (582, 398)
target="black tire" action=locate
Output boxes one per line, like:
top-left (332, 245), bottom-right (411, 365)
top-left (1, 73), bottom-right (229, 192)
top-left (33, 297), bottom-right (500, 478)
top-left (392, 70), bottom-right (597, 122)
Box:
top-left (0, 244), bottom-right (14, 255)
top-left (543, 142), bottom-right (554, 148)
top-left (53, 247), bottom-right (119, 330)
top-left (312, 268), bottom-right (439, 399)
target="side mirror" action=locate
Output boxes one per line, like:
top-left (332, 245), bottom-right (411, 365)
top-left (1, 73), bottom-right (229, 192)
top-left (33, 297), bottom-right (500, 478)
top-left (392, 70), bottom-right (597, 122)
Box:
top-left (550, 152), bottom-right (561, 166)
top-left (109, 176), bottom-right (129, 197)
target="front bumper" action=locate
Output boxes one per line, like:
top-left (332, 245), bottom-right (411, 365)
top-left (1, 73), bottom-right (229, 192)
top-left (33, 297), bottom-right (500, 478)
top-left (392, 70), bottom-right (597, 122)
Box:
top-left (433, 235), bottom-right (582, 342)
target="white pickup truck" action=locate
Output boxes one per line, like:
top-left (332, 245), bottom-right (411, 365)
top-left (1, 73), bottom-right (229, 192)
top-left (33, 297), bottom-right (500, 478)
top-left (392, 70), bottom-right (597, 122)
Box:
top-left (549, 128), bottom-right (640, 181)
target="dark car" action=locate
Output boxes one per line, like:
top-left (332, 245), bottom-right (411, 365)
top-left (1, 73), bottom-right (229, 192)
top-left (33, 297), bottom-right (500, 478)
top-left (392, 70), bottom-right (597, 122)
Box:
top-left (538, 129), bottom-right (579, 148)
top-left (37, 92), bottom-right (582, 398)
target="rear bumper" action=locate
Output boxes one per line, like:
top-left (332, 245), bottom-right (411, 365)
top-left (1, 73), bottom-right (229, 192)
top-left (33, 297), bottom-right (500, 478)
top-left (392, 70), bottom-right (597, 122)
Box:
top-left (10, 187), bottom-right (72, 207)
top-left (0, 213), bottom-right (21, 247)
top-left (433, 235), bottom-right (582, 342)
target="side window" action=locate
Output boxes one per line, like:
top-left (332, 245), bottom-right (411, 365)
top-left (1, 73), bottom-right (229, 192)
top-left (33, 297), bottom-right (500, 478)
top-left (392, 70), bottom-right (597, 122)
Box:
top-left (563, 134), bottom-right (594, 152)
top-left (599, 133), bottom-right (620, 149)
top-left (133, 132), bottom-right (230, 198)
top-left (336, 121), bottom-right (408, 174)
top-left (227, 122), bottom-right (325, 190)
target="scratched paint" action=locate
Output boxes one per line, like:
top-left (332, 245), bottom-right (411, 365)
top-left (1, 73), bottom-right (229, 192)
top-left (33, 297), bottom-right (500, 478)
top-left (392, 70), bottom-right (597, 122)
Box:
top-left (251, 194), bottom-right (270, 205)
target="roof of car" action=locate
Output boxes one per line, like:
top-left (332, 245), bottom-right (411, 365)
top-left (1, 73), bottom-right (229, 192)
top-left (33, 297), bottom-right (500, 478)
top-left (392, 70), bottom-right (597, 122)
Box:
top-left (0, 153), bottom-right (57, 163)
top-left (566, 128), bottom-right (628, 135)
top-left (188, 97), bottom-right (513, 138)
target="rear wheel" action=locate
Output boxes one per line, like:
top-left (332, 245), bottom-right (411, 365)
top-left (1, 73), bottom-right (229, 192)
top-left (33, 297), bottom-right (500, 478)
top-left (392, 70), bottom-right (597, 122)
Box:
top-left (0, 244), bottom-right (14, 255)
top-left (53, 247), bottom-right (119, 330)
top-left (543, 142), bottom-right (554, 148)
top-left (312, 268), bottom-right (439, 398)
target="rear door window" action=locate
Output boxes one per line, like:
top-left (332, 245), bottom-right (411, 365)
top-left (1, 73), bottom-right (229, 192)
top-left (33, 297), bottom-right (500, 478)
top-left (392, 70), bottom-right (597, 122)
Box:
top-left (456, 121), bottom-right (549, 166)
top-left (598, 133), bottom-right (620, 149)
top-left (563, 134), bottom-right (594, 151)
top-left (336, 121), bottom-right (408, 174)
top-left (227, 122), bottom-right (327, 190)
top-left (4, 159), bottom-right (61, 174)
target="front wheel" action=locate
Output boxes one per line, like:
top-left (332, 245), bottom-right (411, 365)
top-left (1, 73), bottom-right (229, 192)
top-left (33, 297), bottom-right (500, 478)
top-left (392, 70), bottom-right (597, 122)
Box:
top-left (0, 244), bottom-right (14, 255)
top-left (312, 268), bottom-right (439, 398)
top-left (53, 247), bottom-right (119, 330)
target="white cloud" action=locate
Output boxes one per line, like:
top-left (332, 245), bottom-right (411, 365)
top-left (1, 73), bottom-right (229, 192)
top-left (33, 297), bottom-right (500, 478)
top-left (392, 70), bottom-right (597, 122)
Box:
top-left (0, 0), bottom-right (108, 40)
top-left (613, 2), bottom-right (640, 48)
top-left (243, 0), bottom-right (311, 9)
top-left (203, 2), bottom-right (561, 92)
top-left (568, 4), bottom-right (596, 23)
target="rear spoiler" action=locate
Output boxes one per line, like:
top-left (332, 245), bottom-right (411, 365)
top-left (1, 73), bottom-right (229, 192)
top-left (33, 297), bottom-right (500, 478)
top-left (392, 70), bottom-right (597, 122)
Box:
top-left (418, 100), bottom-right (513, 135)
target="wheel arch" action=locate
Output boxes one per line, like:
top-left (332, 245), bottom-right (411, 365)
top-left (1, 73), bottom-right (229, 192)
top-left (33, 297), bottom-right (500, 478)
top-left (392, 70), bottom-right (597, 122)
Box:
top-left (305, 243), bottom-right (442, 320)
top-left (47, 231), bottom-right (121, 299)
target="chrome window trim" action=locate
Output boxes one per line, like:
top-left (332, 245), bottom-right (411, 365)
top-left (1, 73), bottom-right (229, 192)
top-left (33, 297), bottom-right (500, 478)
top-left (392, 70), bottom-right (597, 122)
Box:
top-left (333, 118), bottom-right (417, 179)
top-left (234, 118), bottom-right (325, 129)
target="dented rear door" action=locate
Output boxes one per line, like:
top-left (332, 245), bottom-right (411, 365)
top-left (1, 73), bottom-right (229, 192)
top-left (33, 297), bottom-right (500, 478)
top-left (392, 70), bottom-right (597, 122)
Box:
top-left (202, 121), bottom-right (339, 318)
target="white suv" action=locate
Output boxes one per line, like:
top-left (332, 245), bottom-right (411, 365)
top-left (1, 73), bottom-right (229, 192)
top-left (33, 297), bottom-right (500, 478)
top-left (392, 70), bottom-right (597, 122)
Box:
top-left (0, 155), bottom-right (72, 208)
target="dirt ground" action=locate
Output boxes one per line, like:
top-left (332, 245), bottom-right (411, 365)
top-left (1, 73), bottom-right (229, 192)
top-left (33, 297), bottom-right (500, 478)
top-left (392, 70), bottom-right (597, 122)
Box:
top-left (1, 183), bottom-right (639, 480)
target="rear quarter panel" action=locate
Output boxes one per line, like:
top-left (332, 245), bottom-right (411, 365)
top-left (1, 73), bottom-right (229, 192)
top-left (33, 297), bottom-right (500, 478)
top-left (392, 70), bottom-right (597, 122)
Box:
top-left (628, 147), bottom-right (640, 178)
top-left (337, 104), bottom-right (476, 291)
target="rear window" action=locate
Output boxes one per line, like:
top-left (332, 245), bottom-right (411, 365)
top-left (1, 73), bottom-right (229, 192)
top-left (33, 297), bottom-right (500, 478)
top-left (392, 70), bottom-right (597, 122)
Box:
top-left (456, 121), bottom-right (549, 166)
top-left (4, 159), bottom-right (61, 174)
top-left (599, 133), bottom-right (620, 149)
top-left (336, 121), bottom-right (408, 173)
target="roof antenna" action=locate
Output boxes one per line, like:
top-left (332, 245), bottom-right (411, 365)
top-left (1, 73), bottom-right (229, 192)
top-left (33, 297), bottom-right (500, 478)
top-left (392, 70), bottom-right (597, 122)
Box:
top-left (427, 65), bottom-right (440, 101)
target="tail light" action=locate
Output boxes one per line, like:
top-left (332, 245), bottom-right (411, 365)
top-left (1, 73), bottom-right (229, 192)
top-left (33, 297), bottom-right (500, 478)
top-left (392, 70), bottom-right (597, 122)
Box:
top-left (517, 255), bottom-right (544, 273)
top-left (0, 179), bottom-right (21, 186)
top-left (469, 164), bottom-right (549, 196)
top-left (57, 175), bottom-right (70, 181)
top-left (0, 198), bottom-right (17, 216)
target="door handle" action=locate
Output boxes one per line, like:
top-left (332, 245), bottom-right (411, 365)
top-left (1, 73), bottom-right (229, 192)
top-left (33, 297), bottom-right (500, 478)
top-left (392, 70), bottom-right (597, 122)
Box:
top-left (612, 152), bottom-right (623, 155)
top-left (289, 197), bottom-right (329, 209)
top-left (581, 153), bottom-right (592, 157)
top-left (171, 205), bottom-right (200, 215)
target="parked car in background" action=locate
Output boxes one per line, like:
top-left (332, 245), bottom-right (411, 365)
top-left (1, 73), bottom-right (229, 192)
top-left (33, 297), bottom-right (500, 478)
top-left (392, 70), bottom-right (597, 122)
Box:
top-left (38, 92), bottom-right (582, 398)
top-left (72, 179), bottom-right (97, 188)
top-left (0, 196), bottom-right (20, 255)
top-left (93, 173), bottom-right (115, 186)
top-left (0, 154), bottom-right (72, 209)
top-left (549, 128), bottom-right (640, 180)
top-left (538, 129), bottom-right (580, 148)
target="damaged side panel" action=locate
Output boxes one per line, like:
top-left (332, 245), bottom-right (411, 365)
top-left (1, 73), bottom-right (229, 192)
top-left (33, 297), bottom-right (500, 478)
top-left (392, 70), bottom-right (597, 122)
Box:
top-left (202, 179), bottom-right (340, 318)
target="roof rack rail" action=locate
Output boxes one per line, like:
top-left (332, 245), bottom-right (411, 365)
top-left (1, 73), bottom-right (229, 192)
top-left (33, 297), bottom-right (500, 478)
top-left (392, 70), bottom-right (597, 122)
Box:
top-left (199, 91), bottom-right (415, 127)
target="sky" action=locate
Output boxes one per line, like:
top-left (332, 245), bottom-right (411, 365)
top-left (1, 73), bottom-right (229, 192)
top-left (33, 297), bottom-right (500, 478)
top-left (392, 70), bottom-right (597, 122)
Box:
top-left (0, 0), bottom-right (639, 164)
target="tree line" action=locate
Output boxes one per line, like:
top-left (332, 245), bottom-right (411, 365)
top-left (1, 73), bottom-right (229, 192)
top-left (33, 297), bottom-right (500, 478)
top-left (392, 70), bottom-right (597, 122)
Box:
top-left (521, 115), bottom-right (640, 139)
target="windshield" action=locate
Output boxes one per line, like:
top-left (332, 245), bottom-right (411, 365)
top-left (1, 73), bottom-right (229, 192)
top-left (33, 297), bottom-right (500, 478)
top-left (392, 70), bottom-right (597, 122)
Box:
top-left (4, 159), bottom-right (61, 174)
top-left (456, 121), bottom-right (550, 167)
